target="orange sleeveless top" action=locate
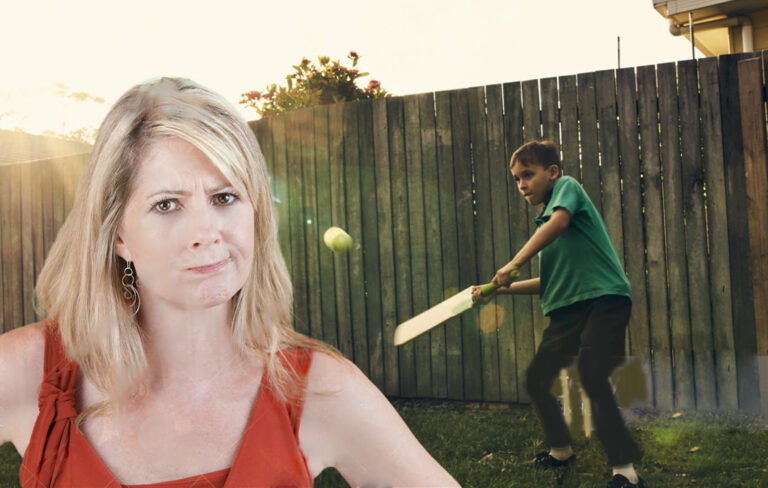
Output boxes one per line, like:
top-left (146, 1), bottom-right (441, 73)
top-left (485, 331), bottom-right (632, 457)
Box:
top-left (20, 321), bottom-right (314, 488)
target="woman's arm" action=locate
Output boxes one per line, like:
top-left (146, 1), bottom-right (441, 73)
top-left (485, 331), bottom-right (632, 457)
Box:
top-left (0, 323), bottom-right (45, 451)
top-left (299, 352), bottom-right (460, 487)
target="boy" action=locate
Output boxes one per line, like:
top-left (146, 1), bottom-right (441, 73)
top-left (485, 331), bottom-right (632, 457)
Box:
top-left (472, 140), bottom-right (644, 488)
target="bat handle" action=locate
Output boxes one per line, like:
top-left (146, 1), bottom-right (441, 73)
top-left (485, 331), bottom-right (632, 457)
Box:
top-left (479, 269), bottom-right (521, 297)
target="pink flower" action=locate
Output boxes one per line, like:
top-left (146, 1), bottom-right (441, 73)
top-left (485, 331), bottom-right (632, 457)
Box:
top-left (367, 80), bottom-right (381, 90)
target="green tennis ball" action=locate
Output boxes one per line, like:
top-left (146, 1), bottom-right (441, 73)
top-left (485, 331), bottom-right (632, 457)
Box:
top-left (323, 226), bottom-right (353, 253)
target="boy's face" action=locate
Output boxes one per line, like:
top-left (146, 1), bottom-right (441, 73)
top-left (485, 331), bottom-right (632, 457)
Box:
top-left (510, 161), bottom-right (560, 206)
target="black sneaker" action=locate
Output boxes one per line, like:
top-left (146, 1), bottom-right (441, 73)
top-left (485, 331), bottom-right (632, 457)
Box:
top-left (533, 451), bottom-right (575, 470)
top-left (607, 474), bottom-right (645, 487)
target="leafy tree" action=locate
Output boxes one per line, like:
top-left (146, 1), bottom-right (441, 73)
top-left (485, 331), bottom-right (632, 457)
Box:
top-left (240, 51), bottom-right (388, 117)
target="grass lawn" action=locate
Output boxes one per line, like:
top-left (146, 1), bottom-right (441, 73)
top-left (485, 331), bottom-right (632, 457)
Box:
top-left (2, 399), bottom-right (767, 487)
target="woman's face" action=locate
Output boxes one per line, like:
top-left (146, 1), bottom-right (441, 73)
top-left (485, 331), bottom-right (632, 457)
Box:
top-left (115, 137), bottom-right (255, 312)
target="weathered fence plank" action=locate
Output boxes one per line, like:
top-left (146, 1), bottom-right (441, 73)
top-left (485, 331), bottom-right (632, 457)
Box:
top-left (577, 72), bottom-right (601, 213)
top-left (540, 77), bottom-right (559, 145)
top-left (521, 80), bottom-right (547, 355)
top-left (678, 59), bottom-right (717, 409)
top-left (372, 98), bottom-right (399, 396)
top-left (698, 57), bottom-right (738, 409)
top-left (328, 104), bottom-right (353, 360)
top-left (451, 88), bottom-right (482, 401)
top-left (738, 57), bottom-right (768, 413)
top-left (9, 164), bottom-right (22, 332)
top-left (271, 117), bottom-right (292, 275)
top-left (388, 97), bottom-right (415, 396)
top-left (358, 100), bottom-right (385, 390)
top-left (285, 112), bottom-right (309, 337)
top-left (637, 64), bottom-right (674, 409)
top-left (596, 69), bottom-right (625, 266)
top-left (558, 76), bottom-right (578, 177)
top-left (312, 106), bottom-right (339, 352)
top-left (417, 92), bottom-right (448, 398)
top-left (30, 162), bottom-right (44, 322)
top-left (299, 109), bottom-right (323, 345)
top-left (251, 119), bottom-right (274, 195)
top-left (486, 84), bottom-right (517, 402)
top-left (41, 160), bottom-right (55, 261)
top-left (469, 85), bottom-right (500, 402)
top-left (504, 81), bottom-right (534, 403)
top-left (435, 90), bottom-right (463, 400)
top-left (403, 95), bottom-right (431, 397)
top-left (343, 103), bottom-right (369, 375)
top-left (658, 62), bottom-right (696, 410)
top-left (616, 68), bottom-right (651, 365)
top-left (616, 68), bottom-right (651, 396)
top-left (1, 165), bottom-right (13, 332)
top-left (20, 164), bottom-right (35, 325)
top-left (719, 53), bottom-right (761, 410)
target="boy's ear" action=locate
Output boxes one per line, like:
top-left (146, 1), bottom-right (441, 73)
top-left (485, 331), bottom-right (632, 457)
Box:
top-left (547, 163), bottom-right (560, 178)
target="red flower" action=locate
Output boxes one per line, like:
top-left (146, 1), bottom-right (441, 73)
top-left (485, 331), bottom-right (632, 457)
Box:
top-left (367, 80), bottom-right (381, 90)
top-left (242, 90), bottom-right (262, 100)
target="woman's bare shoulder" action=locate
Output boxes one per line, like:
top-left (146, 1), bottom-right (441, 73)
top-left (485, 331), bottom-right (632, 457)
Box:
top-left (0, 321), bottom-right (47, 446)
top-left (0, 321), bottom-right (46, 356)
top-left (0, 321), bottom-right (46, 401)
top-left (303, 350), bottom-right (360, 393)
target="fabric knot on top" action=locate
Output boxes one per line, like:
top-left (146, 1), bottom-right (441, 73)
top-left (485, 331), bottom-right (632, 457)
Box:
top-left (39, 381), bottom-right (78, 421)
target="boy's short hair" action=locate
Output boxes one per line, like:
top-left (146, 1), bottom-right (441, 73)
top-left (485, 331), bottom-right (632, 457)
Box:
top-left (510, 140), bottom-right (562, 173)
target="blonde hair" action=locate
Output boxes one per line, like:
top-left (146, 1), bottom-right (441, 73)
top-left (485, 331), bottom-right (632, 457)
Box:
top-left (35, 77), bottom-right (328, 424)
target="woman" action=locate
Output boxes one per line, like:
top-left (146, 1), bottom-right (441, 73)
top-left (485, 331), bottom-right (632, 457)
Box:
top-left (0, 78), bottom-right (459, 487)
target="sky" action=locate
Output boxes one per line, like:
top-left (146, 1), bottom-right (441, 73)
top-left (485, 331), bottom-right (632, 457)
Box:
top-left (0, 0), bottom-right (702, 139)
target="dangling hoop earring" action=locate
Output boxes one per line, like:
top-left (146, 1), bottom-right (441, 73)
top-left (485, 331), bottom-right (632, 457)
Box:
top-left (122, 261), bottom-right (141, 316)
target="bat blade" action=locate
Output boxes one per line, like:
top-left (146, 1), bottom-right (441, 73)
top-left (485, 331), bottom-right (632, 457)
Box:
top-left (393, 286), bottom-right (475, 346)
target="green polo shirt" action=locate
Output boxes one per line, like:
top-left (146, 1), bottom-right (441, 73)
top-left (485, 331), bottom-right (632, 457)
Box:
top-left (534, 175), bottom-right (631, 315)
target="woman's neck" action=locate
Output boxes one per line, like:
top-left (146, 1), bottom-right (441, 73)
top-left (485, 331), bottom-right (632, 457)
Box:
top-left (136, 298), bottom-right (249, 394)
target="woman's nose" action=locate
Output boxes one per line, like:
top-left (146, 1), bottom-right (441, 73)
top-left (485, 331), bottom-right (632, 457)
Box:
top-left (187, 204), bottom-right (222, 249)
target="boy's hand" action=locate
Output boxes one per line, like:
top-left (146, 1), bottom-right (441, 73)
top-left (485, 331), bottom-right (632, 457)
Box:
top-left (471, 285), bottom-right (494, 305)
top-left (492, 264), bottom-right (519, 287)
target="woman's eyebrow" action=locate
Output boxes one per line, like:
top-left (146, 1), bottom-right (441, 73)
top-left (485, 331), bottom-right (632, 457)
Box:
top-left (146, 183), bottom-right (234, 199)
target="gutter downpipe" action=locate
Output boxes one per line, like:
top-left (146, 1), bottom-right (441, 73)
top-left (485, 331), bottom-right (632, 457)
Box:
top-left (669, 15), bottom-right (754, 52)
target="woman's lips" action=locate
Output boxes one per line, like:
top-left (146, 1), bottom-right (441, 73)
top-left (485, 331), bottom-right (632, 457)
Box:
top-left (188, 258), bottom-right (229, 274)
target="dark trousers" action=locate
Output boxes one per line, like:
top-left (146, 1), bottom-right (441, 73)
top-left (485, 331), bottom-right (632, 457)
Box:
top-left (525, 294), bottom-right (642, 466)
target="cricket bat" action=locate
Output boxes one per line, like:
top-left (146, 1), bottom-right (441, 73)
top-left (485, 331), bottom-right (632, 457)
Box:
top-left (393, 270), bottom-right (520, 346)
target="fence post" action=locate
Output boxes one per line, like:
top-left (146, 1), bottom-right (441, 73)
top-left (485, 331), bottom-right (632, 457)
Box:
top-left (737, 57), bottom-right (768, 414)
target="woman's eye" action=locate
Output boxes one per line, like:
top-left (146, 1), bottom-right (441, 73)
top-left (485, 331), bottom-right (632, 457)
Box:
top-left (214, 192), bottom-right (238, 205)
top-left (152, 199), bottom-right (177, 213)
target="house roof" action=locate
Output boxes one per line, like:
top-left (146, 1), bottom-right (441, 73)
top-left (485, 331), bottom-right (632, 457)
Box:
top-left (0, 129), bottom-right (91, 164)
top-left (655, 0), bottom-right (768, 21)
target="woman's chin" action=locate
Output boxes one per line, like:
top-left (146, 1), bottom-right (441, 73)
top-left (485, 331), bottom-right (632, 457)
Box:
top-left (201, 291), bottom-right (236, 308)
top-left (182, 286), bottom-right (237, 310)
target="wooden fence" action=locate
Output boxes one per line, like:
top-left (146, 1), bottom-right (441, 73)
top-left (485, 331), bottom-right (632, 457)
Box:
top-left (1, 153), bottom-right (86, 329)
top-left (2, 52), bottom-right (767, 412)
